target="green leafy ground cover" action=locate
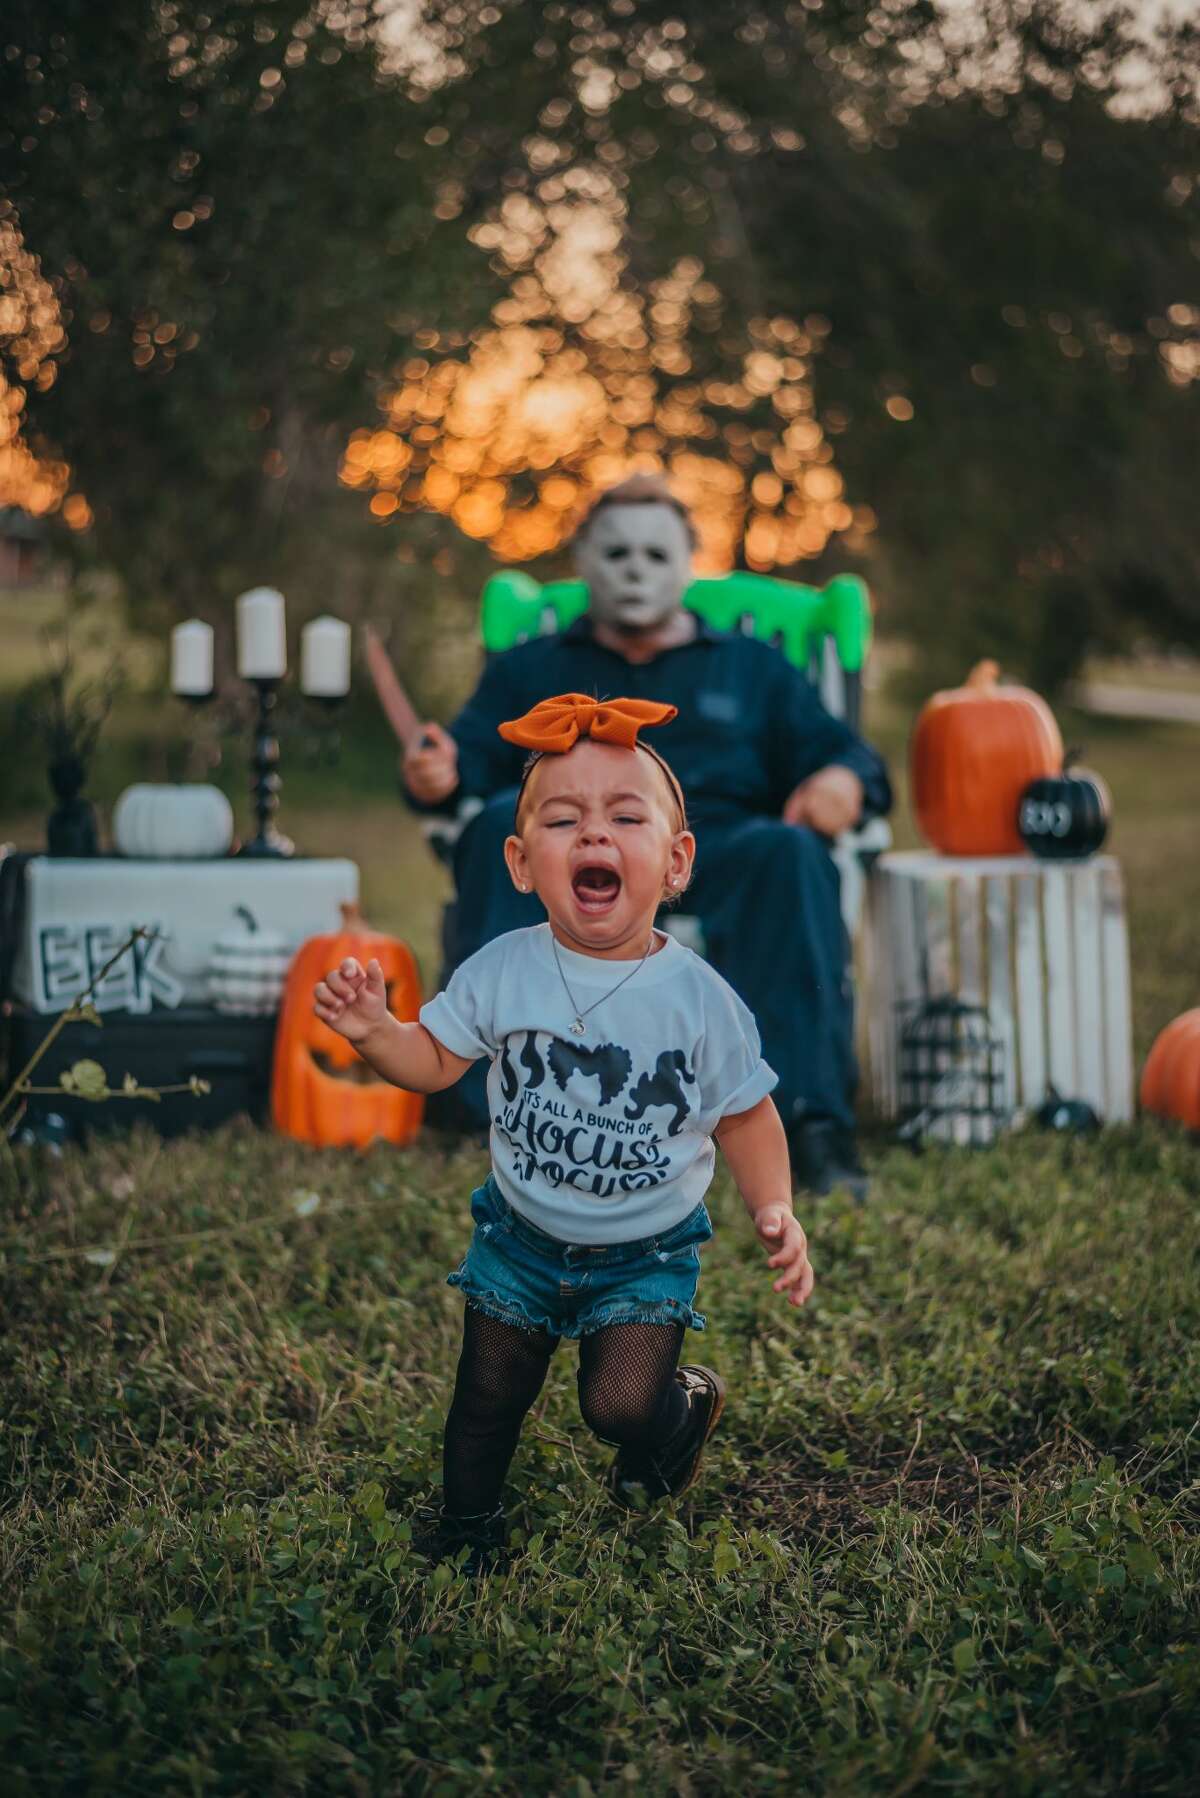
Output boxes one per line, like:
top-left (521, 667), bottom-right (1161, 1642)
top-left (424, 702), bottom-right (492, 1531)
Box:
top-left (1, 1125), bottom-right (1198, 1794)
top-left (2, 661), bottom-right (1199, 1792)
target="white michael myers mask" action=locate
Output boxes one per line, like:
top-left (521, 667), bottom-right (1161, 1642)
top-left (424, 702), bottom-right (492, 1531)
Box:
top-left (573, 501), bottom-right (694, 635)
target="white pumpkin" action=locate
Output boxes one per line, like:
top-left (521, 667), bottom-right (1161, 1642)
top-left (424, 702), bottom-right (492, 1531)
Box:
top-left (113, 784), bottom-right (234, 859)
top-left (207, 904), bottom-right (293, 1016)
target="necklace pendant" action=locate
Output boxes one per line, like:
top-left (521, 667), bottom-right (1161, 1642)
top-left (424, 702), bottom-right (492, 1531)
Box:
top-left (570, 1017), bottom-right (587, 1036)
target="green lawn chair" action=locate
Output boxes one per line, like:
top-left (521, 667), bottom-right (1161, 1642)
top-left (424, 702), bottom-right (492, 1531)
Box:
top-left (424, 568), bottom-right (891, 941)
top-left (481, 568), bottom-right (874, 732)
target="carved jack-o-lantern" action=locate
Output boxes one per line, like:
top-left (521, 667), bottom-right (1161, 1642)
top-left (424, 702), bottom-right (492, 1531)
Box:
top-left (271, 902), bottom-right (424, 1149)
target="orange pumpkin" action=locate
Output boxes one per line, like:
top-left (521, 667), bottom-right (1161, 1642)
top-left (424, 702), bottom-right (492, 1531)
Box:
top-left (1140, 1008), bottom-right (1200, 1131)
top-left (271, 902), bottom-right (425, 1149)
top-left (910, 659), bottom-right (1063, 856)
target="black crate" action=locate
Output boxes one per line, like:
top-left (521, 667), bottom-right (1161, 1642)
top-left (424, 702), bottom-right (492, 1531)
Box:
top-left (2, 1004), bottom-right (278, 1143)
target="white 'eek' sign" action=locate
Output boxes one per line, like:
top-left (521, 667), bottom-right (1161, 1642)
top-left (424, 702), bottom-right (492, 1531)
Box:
top-left (34, 923), bottom-right (185, 1014)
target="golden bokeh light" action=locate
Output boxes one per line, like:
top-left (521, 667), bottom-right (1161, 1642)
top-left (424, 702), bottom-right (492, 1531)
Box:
top-left (342, 167), bottom-right (866, 572)
top-left (0, 216), bottom-right (79, 523)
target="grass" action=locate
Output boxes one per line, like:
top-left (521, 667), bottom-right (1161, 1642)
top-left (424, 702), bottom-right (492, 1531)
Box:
top-left (2, 616), bottom-right (1199, 1791)
top-left (1081, 654), bottom-right (1200, 698)
top-left (1, 1124), bottom-right (1198, 1793)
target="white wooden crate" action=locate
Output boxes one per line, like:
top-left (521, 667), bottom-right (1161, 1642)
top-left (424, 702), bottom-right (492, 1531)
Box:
top-left (863, 851), bottom-right (1133, 1123)
top-left (10, 856), bottom-right (360, 1013)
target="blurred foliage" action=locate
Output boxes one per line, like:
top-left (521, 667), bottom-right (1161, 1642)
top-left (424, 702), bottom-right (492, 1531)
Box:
top-left (1, 2), bottom-right (1198, 694)
top-left (0, 0), bottom-right (497, 650)
top-left (13, 626), bottom-right (126, 767)
top-left (429, 0), bottom-right (1200, 693)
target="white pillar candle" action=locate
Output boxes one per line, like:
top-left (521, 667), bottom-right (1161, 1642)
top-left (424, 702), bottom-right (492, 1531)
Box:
top-left (300, 615), bottom-right (351, 697)
top-left (170, 619), bottom-right (214, 696)
top-left (236, 586), bottom-right (287, 680)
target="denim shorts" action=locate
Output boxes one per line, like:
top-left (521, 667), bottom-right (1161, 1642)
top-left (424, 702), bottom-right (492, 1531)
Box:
top-left (447, 1177), bottom-right (713, 1339)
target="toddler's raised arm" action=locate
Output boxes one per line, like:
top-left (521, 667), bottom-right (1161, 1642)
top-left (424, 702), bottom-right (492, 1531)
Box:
top-left (313, 956), bottom-right (475, 1094)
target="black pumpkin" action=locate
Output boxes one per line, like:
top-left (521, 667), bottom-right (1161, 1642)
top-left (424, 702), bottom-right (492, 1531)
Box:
top-left (1017, 752), bottom-right (1110, 860)
top-left (1034, 1086), bottom-right (1101, 1134)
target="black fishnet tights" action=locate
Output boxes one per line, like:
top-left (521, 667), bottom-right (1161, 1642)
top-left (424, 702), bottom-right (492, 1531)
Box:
top-left (576, 1319), bottom-right (688, 1452)
top-left (442, 1305), bottom-right (690, 1519)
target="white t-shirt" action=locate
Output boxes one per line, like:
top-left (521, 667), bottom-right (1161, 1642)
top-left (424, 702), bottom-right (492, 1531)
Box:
top-left (420, 923), bottom-right (777, 1244)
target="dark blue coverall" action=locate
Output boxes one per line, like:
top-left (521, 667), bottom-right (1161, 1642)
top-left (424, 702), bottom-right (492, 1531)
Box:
top-left (413, 615), bottom-right (892, 1134)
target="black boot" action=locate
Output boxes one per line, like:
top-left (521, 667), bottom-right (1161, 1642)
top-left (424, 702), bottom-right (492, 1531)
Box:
top-left (607, 1366), bottom-right (727, 1508)
top-left (788, 1117), bottom-right (869, 1201)
top-left (414, 1504), bottom-right (507, 1575)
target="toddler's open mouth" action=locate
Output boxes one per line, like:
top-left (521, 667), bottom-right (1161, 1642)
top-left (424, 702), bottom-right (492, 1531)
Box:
top-left (572, 864), bottom-right (622, 914)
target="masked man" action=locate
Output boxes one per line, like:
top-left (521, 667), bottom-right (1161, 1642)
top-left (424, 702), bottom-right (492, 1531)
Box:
top-left (402, 474), bottom-right (892, 1195)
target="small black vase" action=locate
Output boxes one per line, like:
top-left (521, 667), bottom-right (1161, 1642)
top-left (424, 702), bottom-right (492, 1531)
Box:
top-left (46, 753), bottom-right (99, 857)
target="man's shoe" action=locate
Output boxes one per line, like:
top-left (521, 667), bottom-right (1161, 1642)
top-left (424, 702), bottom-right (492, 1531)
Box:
top-left (608, 1365), bottom-right (726, 1507)
top-left (788, 1117), bottom-right (869, 1201)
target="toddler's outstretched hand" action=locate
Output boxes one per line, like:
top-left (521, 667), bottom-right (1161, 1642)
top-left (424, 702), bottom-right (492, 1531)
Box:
top-left (756, 1205), bottom-right (814, 1308)
top-left (313, 956), bottom-right (389, 1044)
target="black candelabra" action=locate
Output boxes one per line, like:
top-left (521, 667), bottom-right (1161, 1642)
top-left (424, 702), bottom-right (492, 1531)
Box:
top-left (173, 679), bottom-right (345, 859)
top-left (170, 601), bottom-right (350, 857)
top-left (239, 678), bottom-right (293, 858)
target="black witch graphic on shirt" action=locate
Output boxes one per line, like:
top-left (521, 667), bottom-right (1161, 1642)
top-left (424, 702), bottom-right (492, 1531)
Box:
top-left (495, 1030), bottom-right (698, 1198)
top-left (417, 924), bottom-right (776, 1232)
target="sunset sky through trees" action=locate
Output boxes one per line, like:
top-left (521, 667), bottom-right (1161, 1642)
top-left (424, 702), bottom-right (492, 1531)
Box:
top-left (338, 164), bottom-right (869, 572)
top-left (1, 0), bottom-right (1196, 678)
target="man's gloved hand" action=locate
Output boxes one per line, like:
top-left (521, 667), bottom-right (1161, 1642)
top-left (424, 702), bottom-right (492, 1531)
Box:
top-left (401, 722), bottom-right (459, 803)
top-left (782, 765), bottom-right (864, 837)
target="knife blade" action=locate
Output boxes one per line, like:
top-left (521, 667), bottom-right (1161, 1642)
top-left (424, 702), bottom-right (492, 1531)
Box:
top-left (363, 625), bottom-right (434, 750)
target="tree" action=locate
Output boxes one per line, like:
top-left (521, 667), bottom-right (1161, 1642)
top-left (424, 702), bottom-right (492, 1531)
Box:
top-left (0, 0), bottom-right (501, 630)
top-left (682, 0), bottom-right (1200, 689)
top-left (5, 1), bottom-right (1197, 697)
top-left (556, 0), bottom-right (1200, 690)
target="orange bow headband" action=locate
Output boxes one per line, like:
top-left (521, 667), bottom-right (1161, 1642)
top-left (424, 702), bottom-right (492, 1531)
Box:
top-left (498, 693), bottom-right (678, 754)
top-left (500, 693), bottom-right (688, 829)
